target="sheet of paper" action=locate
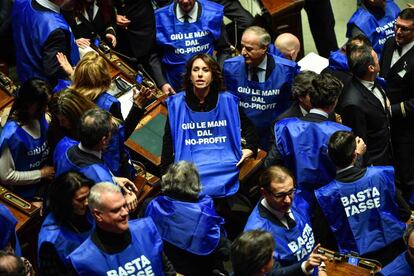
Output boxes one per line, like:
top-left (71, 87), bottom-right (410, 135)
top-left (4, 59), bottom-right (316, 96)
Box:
top-left (298, 52), bottom-right (329, 73)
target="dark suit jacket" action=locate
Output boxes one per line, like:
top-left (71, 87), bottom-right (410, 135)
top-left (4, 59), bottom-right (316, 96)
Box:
top-left (380, 38), bottom-right (414, 143)
top-left (256, 204), bottom-right (307, 276)
top-left (339, 77), bottom-right (393, 166)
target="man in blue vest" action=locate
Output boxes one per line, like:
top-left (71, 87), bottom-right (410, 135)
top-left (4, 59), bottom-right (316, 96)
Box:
top-left (12, 0), bottom-right (80, 86)
top-left (0, 205), bottom-right (20, 256)
top-left (315, 130), bottom-right (410, 266)
top-left (381, 223), bottom-right (414, 275)
top-left (347, 0), bottom-right (400, 57)
top-left (264, 73), bottom-right (351, 205)
top-left (244, 166), bottom-right (327, 275)
top-left (53, 108), bottom-right (139, 212)
top-left (68, 182), bottom-right (176, 275)
top-left (149, 0), bottom-right (231, 95)
top-left (223, 26), bottom-right (298, 150)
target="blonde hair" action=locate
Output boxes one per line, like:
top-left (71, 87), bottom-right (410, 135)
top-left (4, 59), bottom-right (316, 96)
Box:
top-left (70, 52), bottom-right (112, 101)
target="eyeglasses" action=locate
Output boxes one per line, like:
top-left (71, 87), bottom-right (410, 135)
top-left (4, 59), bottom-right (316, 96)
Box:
top-left (395, 24), bottom-right (414, 33)
top-left (266, 188), bottom-right (296, 200)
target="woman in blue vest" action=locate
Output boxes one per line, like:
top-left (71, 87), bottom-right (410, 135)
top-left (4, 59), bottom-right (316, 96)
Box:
top-left (161, 53), bottom-right (258, 198)
top-left (38, 171), bottom-right (94, 275)
top-left (0, 79), bottom-right (54, 205)
top-left (48, 89), bottom-right (135, 179)
top-left (144, 161), bottom-right (230, 275)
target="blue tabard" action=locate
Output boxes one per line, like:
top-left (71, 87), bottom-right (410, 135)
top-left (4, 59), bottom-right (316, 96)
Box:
top-left (223, 54), bottom-right (297, 149)
top-left (53, 136), bottom-right (115, 184)
top-left (0, 117), bottom-right (49, 199)
top-left (275, 118), bottom-right (350, 194)
top-left (68, 218), bottom-right (165, 276)
top-left (0, 204), bottom-right (21, 255)
top-left (38, 213), bottom-right (93, 265)
top-left (381, 251), bottom-right (414, 276)
top-left (167, 92), bottom-right (242, 198)
top-left (12, 0), bottom-right (80, 82)
top-left (315, 166), bottom-right (406, 255)
top-left (53, 79), bottom-right (72, 94)
top-left (346, 0), bottom-right (400, 57)
top-left (244, 198), bottom-right (315, 267)
top-left (155, 0), bottom-right (223, 90)
top-left (267, 44), bottom-right (285, 59)
top-left (95, 93), bottom-right (134, 179)
top-left (145, 195), bottom-right (224, 255)
top-left (328, 50), bottom-right (349, 71)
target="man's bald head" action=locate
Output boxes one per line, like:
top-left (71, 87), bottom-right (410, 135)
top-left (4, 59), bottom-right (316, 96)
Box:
top-left (275, 33), bottom-right (301, 61)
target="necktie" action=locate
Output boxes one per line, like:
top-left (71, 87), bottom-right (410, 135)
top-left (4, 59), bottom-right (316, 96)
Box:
top-left (284, 212), bottom-right (296, 229)
top-left (87, 5), bottom-right (94, 21)
top-left (396, 45), bottom-right (403, 56)
top-left (251, 67), bottom-right (259, 82)
top-left (182, 14), bottom-right (190, 23)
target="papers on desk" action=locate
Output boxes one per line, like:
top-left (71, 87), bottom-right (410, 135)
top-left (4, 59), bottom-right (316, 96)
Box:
top-left (298, 52), bottom-right (329, 73)
top-left (117, 89), bottom-right (134, 120)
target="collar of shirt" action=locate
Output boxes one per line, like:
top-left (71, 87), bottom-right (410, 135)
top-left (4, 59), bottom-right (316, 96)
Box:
top-left (83, 0), bottom-right (98, 21)
top-left (248, 55), bottom-right (267, 82)
top-left (337, 164), bottom-right (354, 174)
top-left (309, 108), bottom-right (329, 118)
top-left (176, 1), bottom-right (198, 23)
top-left (398, 40), bottom-right (414, 57)
top-left (299, 104), bottom-right (308, 116)
top-left (261, 198), bottom-right (289, 221)
top-left (78, 143), bottom-right (102, 159)
top-left (36, 0), bottom-right (60, 13)
top-left (359, 78), bottom-right (375, 91)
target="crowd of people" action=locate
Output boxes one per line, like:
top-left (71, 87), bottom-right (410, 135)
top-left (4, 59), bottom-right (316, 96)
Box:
top-left (2, 0), bottom-right (414, 275)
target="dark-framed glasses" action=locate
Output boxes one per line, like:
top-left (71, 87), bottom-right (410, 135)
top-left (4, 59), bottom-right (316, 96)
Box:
top-left (266, 188), bottom-right (296, 200)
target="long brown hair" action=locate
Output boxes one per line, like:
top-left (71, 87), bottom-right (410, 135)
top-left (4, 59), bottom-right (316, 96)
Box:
top-left (70, 51), bottom-right (112, 101)
top-left (182, 53), bottom-right (225, 92)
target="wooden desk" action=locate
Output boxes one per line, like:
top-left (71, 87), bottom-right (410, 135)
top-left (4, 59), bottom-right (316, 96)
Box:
top-left (261, 0), bottom-right (305, 59)
top-left (0, 86), bottom-right (13, 111)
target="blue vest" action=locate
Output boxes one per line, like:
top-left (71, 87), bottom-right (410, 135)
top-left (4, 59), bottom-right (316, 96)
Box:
top-left (94, 94), bottom-right (135, 179)
top-left (315, 167), bottom-right (406, 255)
top-left (0, 204), bottom-right (21, 256)
top-left (328, 50), bottom-right (349, 71)
top-left (53, 79), bottom-right (72, 94)
top-left (167, 92), bottom-right (242, 198)
top-left (155, 0), bottom-right (223, 90)
top-left (53, 137), bottom-right (115, 184)
top-left (38, 213), bottom-right (93, 265)
top-left (68, 218), bottom-right (165, 276)
top-left (276, 118), bottom-right (350, 193)
top-left (244, 198), bottom-right (315, 267)
top-left (381, 251), bottom-right (414, 276)
top-left (346, 0), bottom-right (400, 57)
top-left (145, 195), bottom-right (224, 255)
top-left (0, 117), bottom-right (49, 199)
top-left (267, 45), bottom-right (285, 59)
top-left (223, 54), bottom-right (297, 149)
top-left (12, 0), bottom-right (80, 82)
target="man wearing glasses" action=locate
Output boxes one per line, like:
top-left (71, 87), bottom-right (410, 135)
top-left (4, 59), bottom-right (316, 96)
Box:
top-left (244, 166), bottom-right (327, 275)
top-left (380, 8), bottom-right (414, 206)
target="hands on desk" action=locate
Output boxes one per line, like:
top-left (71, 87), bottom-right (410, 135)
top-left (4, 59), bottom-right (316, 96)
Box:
top-left (161, 83), bottom-right (176, 96)
top-left (75, 38), bottom-right (91, 49)
top-left (105, 33), bottom-right (117, 48)
top-left (114, 177), bottom-right (139, 212)
top-left (236, 148), bottom-right (254, 167)
top-left (133, 87), bottom-right (153, 109)
top-left (304, 244), bottom-right (328, 273)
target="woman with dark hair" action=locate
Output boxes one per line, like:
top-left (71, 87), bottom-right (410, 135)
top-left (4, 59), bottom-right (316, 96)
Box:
top-left (0, 79), bottom-right (54, 203)
top-left (38, 171), bottom-right (94, 275)
top-left (161, 53), bottom-right (258, 198)
top-left (144, 161), bottom-right (230, 275)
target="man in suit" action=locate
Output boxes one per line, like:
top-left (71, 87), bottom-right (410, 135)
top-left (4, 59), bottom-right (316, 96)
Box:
top-left (380, 8), bottom-right (414, 203)
top-left (264, 74), bottom-right (350, 205)
top-left (12, 0), bottom-right (80, 85)
top-left (315, 130), bottom-right (410, 266)
top-left (223, 26), bottom-right (298, 150)
top-left (340, 40), bottom-right (393, 166)
top-left (149, 0), bottom-right (231, 95)
top-left (244, 166), bottom-right (327, 275)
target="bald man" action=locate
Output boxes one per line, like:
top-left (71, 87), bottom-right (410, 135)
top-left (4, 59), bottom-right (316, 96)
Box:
top-left (275, 33), bottom-right (301, 61)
